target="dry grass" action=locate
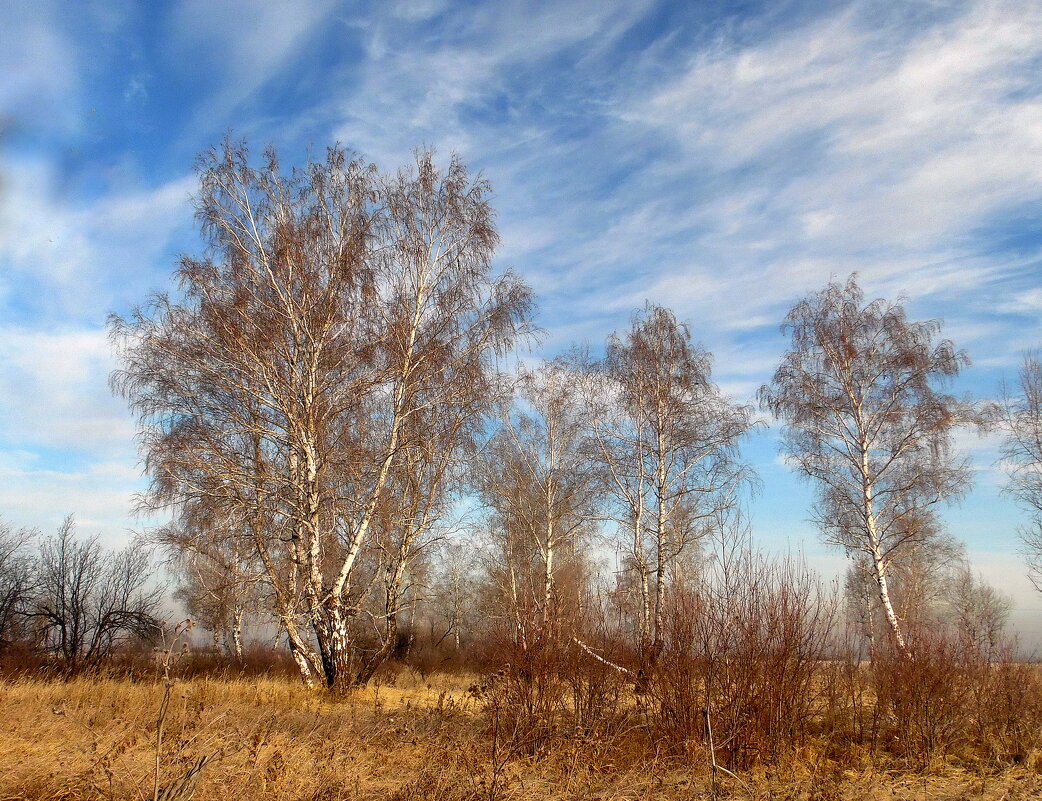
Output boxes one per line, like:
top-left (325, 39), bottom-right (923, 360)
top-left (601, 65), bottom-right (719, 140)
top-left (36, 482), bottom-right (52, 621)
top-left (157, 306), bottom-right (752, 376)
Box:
top-left (1, 673), bottom-right (1041, 801)
top-left (0, 673), bottom-right (477, 801)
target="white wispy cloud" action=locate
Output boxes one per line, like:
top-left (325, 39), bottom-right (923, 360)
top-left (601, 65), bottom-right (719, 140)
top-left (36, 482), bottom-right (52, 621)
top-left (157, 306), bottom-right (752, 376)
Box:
top-left (0, 323), bottom-right (152, 544)
top-left (0, 326), bottom-right (133, 453)
top-left (0, 159), bottom-right (194, 322)
top-left (165, 0), bottom-right (341, 136)
top-left (0, 451), bottom-right (151, 546)
top-left (0, 0), bottom-right (81, 136)
top-left (622, 0), bottom-right (1042, 329)
top-left (329, 0), bottom-right (653, 168)
top-left (0, 163), bottom-right (191, 545)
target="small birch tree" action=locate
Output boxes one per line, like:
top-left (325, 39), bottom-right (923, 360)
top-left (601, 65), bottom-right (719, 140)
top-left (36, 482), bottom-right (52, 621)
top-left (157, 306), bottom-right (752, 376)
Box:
top-left (165, 514), bottom-right (263, 661)
top-left (760, 275), bottom-right (973, 653)
top-left (582, 304), bottom-right (754, 672)
top-left (474, 359), bottom-right (598, 643)
top-left (996, 351), bottom-right (1042, 592)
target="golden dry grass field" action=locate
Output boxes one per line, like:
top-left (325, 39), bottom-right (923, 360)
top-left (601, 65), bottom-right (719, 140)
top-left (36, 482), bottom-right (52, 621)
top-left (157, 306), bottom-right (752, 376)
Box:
top-left (2, 673), bottom-right (1041, 801)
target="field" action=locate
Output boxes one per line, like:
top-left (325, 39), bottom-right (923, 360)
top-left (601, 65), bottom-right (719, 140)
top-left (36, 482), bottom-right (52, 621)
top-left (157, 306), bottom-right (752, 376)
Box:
top-left (2, 672), bottom-right (1042, 801)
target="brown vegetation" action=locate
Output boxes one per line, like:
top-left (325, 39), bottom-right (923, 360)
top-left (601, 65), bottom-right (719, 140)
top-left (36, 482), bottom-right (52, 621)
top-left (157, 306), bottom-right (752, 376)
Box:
top-left (2, 663), bottom-right (1042, 801)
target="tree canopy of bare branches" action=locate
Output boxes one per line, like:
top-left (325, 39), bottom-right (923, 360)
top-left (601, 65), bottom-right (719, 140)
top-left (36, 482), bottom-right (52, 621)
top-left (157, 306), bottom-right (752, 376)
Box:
top-left (760, 275), bottom-right (974, 652)
top-left (111, 140), bottom-right (534, 690)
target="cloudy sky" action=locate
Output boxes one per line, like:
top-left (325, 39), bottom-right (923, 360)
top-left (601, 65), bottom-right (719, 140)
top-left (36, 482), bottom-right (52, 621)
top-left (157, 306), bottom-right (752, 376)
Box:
top-left (2, 0), bottom-right (1041, 634)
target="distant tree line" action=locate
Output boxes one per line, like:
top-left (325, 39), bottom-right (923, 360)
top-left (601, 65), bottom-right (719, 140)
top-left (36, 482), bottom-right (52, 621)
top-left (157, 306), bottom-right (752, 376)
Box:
top-left (105, 140), bottom-right (1041, 690)
top-left (0, 516), bottom-right (161, 673)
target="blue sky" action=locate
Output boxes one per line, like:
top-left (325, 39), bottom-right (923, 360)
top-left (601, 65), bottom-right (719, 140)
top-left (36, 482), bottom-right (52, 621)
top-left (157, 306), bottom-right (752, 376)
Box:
top-left (2, 0), bottom-right (1041, 632)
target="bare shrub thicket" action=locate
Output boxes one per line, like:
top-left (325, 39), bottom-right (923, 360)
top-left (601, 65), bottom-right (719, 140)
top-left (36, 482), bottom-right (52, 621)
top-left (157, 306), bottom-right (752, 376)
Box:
top-left (469, 538), bottom-right (621, 760)
top-left (467, 570), bottom-right (1042, 783)
top-left (845, 625), bottom-right (1040, 769)
top-left (648, 529), bottom-right (839, 769)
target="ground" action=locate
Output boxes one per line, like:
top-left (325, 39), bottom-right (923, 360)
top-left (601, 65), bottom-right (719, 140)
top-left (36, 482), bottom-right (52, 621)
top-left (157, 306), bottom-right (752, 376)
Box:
top-left (1, 673), bottom-right (1040, 800)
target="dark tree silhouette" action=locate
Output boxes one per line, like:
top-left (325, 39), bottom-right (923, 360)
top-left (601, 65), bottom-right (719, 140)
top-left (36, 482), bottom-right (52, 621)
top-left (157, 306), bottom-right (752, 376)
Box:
top-left (31, 517), bottom-right (161, 673)
top-left (0, 519), bottom-right (35, 654)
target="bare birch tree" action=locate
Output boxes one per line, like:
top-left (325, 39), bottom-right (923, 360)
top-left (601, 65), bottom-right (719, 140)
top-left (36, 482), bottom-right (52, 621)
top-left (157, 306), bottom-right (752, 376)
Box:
top-left (423, 540), bottom-right (477, 655)
top-left (581, 304), bottom-right (754, 672)
top-left (111, 141), bottom-right (533, 690)
top-left (166, 515), bottom-right (263, 660)
top-left (474, 359), bottom-right (598, 644)
top-left (760, 275), bottom-right (973, 653)
top-left (995, 351), bottom-right (1042, 592)
top-left (842, 526), bottom-right (963, 647)
top-left (946, 561), bottom-right (1010, 658)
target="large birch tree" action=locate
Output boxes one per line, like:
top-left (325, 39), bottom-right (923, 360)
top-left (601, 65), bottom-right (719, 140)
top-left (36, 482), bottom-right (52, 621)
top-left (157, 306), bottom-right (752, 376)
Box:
top-left (111, 141), bottom-right (533, 690)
